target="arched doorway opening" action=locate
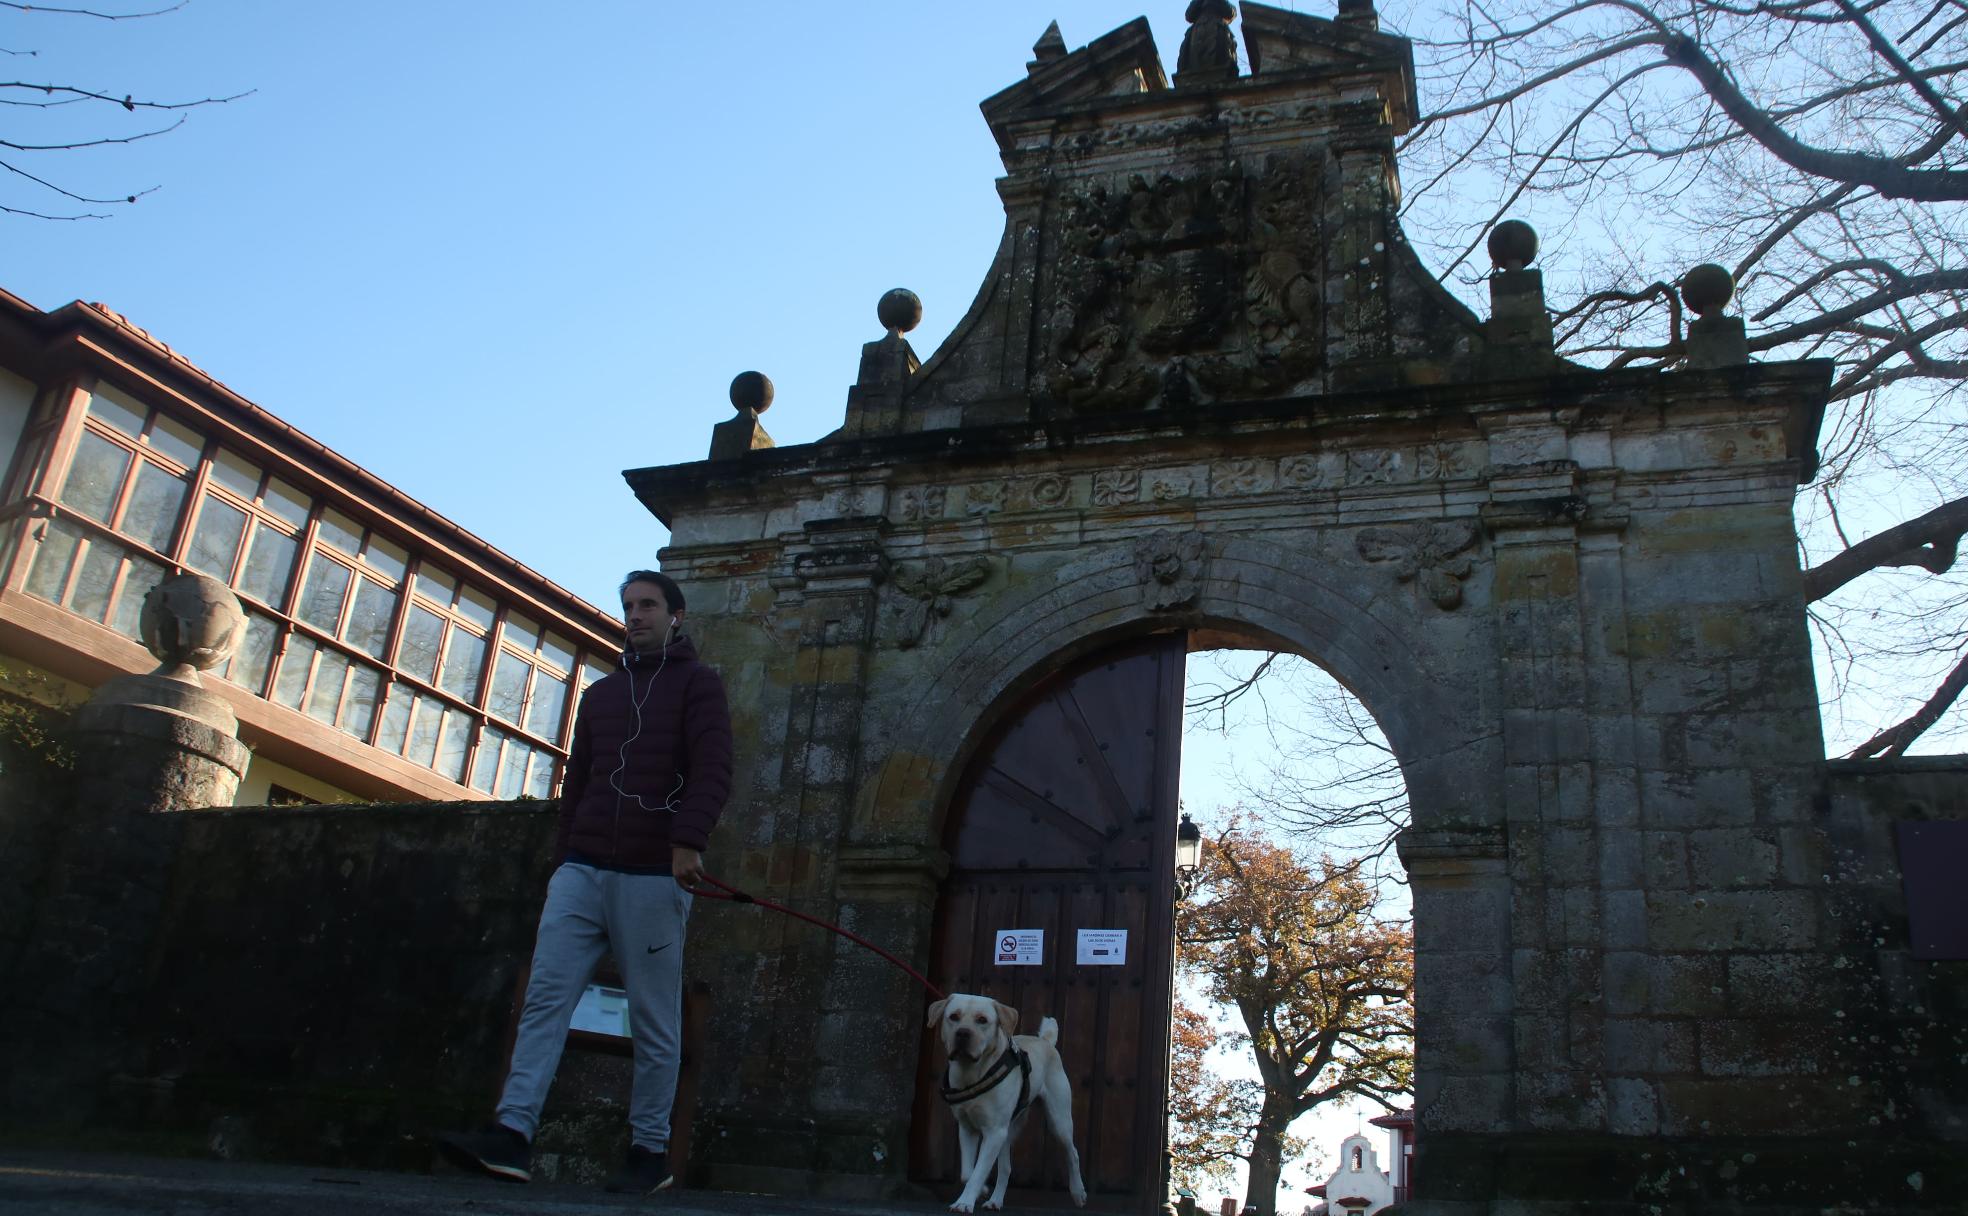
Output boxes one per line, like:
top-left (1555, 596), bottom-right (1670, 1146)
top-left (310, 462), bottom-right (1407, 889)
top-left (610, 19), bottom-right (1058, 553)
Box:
top-left (907, 626), bottom-right (1415, 1215)
top-left (1174, 646), bottom-right (1416, 1215)
top-left (909, 632), bottom-right (1187, 1212)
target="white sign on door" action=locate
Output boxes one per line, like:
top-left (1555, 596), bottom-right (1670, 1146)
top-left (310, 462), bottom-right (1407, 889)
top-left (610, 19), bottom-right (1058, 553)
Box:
top-left (994, 929), bottom-right (1044, 966)
top-left (1076, 929), bottom-right (1128, 965)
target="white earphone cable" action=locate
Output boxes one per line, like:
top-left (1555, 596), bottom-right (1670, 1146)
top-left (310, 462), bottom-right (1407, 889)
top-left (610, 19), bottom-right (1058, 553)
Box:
top-left (608, 617), bottom-right (685, 814)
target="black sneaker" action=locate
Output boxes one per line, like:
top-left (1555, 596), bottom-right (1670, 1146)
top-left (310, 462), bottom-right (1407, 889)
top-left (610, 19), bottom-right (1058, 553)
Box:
top-left (436, 1122), bottom-right (531, 1183)
top-left (604, 1144), bottom-right (673, 1195)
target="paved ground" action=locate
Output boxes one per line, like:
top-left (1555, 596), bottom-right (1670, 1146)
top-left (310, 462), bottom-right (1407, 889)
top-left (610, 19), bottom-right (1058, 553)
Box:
top-left (0, 1151), bottom-right (966, 1215)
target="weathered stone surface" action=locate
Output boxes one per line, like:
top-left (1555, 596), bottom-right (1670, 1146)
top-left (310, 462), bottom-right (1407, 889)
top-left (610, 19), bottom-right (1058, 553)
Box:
top-left (0, 799), bottom-right (561, 1172)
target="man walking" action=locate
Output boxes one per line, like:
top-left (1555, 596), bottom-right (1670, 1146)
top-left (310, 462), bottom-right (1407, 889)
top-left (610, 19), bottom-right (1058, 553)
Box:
top-left (440, 570), bottom-right (732, 1194)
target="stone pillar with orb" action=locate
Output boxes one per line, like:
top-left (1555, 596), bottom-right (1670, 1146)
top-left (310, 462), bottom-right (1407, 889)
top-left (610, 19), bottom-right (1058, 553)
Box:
top-left (69, 571), bottom-right (253, 812)
top-left (3, 573), bottom-right (253, 1119)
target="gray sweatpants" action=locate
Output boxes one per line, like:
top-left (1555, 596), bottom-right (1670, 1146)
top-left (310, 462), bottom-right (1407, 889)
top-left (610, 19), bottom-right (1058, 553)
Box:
top-left (496, 862), bottom-right (692, 1150)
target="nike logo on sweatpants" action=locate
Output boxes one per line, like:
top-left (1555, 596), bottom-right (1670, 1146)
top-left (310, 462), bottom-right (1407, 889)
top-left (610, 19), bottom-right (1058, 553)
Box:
top-left (646, 943), bottom-right (671, 954)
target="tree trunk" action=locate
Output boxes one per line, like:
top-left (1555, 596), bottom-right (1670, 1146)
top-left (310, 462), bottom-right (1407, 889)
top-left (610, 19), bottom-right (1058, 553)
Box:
top-left (1243, 1103), bottom-right (1291, 1216)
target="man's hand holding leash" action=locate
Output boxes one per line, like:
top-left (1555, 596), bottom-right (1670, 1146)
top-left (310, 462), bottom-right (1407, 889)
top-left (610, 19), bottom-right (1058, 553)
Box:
top-left (673, 846), bottom-right (704, 890)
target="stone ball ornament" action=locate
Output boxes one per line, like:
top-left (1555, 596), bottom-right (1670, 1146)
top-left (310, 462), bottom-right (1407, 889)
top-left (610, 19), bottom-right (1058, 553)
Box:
top-left (729, 370), bottom-right (774, 416)
top-left (1680, 263), bottom-right (1736, 317)
top-left (140, 572), bottom-right (246, 679)
top-left (878, 288), bottom-right (922, 335)
top-left (1487, 219), bottom-right (1539, 272)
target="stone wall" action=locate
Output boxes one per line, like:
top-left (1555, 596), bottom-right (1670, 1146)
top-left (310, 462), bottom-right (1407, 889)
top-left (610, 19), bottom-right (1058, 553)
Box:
top-left (0, 798), bottom-right (561, 1170)
top-left (1821, 761), bottom-right (1968, 1146)
top-left (0, 710), bottom-right (74, 998)
top-left (1412, 759), bottom-right (1968, 1213)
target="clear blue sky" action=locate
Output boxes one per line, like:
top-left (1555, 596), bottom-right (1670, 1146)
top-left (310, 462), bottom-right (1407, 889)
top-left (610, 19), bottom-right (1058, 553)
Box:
top-left (6, 0), bottom-right (1348, 614)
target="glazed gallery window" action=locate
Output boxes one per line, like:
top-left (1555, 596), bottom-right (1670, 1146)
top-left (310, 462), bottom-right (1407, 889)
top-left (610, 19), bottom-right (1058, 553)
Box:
top-left (372, 684), bottom-right (476, 782)
top-left (370, 566), bottom-right (506, 786)
top-left (23, 388), bottom-right (197, 637)
top-left (268, 513), bottom-right (418, 744)
top-left (16, 384), bottom-right (602, 797)
top-left (21, 517), bottom-right (165, 641)
top-left (211, 611), bottom-right (281, 697)
top-left (487, 614), bottom-right (576, 741)
top-left (182, 444), bottom-right (313, 614)
top-left (398, 565), bottom-right (497, 703)
top-left (469, 723), bottom-right (556, 799)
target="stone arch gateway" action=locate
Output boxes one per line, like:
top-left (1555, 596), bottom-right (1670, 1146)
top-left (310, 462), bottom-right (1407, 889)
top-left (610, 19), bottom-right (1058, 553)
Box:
top-left (626, 5), bottom-right (1964, 1213)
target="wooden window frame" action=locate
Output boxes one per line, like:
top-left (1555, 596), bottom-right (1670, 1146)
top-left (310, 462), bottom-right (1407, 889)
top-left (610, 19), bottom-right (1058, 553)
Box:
top-left (7, 373), bottom-right (612, 800)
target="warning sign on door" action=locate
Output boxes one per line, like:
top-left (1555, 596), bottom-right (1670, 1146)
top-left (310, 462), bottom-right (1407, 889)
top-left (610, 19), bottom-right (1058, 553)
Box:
top-left (1076, 929), bottom-right (1128, 965)
top-left (994, 929), bottom-right (1044, 966)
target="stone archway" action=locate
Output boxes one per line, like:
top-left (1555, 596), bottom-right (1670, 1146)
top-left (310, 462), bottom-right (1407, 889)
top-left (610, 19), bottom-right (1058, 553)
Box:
top-left (864, 556), bottom-right (1505, 1211)
top-left (627, 5), bottom-right (1835, 1211)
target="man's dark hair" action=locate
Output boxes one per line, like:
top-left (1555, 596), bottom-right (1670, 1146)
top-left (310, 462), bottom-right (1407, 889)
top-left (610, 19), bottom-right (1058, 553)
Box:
top-left (619, 569), bottom-right (685, 613)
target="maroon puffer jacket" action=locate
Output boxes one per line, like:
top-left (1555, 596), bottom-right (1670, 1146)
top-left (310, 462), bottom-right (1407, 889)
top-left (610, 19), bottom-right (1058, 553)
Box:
top-left (555, 634), bottom-right (732, 868)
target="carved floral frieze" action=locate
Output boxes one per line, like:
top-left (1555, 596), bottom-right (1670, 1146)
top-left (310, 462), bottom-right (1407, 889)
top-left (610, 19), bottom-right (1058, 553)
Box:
top-left (964, 481), bottom-right (1008, 517)
top-left (1347, 449), bottom-right (1402, 487)
top-left (884, 442), bottom-right (1486, 530)
top-left (1418, 442), bottom-right (1481, 481)
top-left (1278, 454), bottom-right (1326, 490)
top-left (890, 555), bottom-right (991, 649)
top-left (1210, 458), bottom-right (1273, 496)
top-left (1148, 469), bottom-right (1198, 501)
top-left (1093, 469), bottom-right (1140, 507)
top-left (1357, 520), bottom-right (1482, 610)
top-left (1134, 529), bottom-right (1210, 611)
top-left (1049, 100), bottom-right (1360, 155)
top-left (899, 486), bottom-right (947, 522)
top-left (1029, 474), bottom-right (1071, 510)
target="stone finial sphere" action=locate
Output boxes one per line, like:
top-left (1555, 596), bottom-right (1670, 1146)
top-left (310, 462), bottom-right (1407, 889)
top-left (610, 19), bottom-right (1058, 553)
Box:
top-left (877, 288), bottom-right (923, 335)
top-left (1680, 263), bottom-right (1735, 316)
top-left (140, 573), bottom-right (245, 674)
top-left (1487, 220), bottom-right (1539, 271)
top-left (729, 370), bottom-right (774, 415)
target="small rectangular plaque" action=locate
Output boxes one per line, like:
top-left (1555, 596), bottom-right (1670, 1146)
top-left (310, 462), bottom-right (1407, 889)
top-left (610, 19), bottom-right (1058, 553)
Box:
top-left (993, 929), bottom-right (1043, 966)
top-left (1077, 929), bottom-right (1128, 966)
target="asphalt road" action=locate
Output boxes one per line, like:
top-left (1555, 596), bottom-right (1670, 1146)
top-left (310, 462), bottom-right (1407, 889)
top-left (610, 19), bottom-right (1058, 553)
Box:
top-left (0, 1151), bottom-right (964, 1215)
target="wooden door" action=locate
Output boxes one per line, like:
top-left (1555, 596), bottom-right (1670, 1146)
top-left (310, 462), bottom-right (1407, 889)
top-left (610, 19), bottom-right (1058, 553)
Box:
top-left (911, 634), bottom-right (1186, 1212)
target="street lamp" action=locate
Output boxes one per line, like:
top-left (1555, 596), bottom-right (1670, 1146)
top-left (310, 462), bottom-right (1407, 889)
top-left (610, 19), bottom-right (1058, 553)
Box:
top-left (1175, 812), bottom-right (1203, 900)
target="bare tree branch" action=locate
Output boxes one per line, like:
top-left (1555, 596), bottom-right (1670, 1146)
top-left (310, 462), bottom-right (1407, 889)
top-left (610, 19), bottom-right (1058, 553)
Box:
top-left (0, 82), bottom-right (251, 110)
top-left (0, 154), bottom-right (152, 204)
top-left (1404, 0), bottom-right (1968, 751)
top-left (1846, 646), bottom-right (1968, 756)
top-left (1803, 495), bottom-right (1968, 600)
top-left (1829, 0), bottom-right (1968, 139)
top-left (0, 2), bottom-right (245, 220)
top-left (0, 1), bottom-right (187, 18)
top-left (1661, 33), bottom-right (1968, 200)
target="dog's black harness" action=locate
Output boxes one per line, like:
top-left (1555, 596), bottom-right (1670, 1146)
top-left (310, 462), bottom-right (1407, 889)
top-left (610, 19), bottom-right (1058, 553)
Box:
top-left (939, 1041), bottom-right (1032, 1118)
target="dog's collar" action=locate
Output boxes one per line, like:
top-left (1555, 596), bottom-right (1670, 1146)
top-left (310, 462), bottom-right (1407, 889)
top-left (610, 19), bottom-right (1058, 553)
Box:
top-left (939, 1040), bottom-right (1032, 1117)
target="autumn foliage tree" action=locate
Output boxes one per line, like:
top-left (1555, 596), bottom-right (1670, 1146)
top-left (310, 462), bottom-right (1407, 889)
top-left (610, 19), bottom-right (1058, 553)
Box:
top-left (1170, 821), bottom-right (1413, 1216)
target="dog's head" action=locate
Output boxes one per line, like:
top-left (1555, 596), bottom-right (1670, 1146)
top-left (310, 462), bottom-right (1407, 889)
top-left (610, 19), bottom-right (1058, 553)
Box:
top-left (926, 993), bottom-right (1020, 1063)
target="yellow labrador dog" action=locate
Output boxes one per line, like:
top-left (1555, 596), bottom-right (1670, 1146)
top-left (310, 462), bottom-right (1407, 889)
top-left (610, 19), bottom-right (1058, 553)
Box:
top-left (928, 993), bottom-right (1087, 1213)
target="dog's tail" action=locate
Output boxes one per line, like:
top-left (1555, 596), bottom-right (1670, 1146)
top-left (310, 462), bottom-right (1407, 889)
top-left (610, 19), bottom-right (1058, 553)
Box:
top-left (1038, 1016), bottom-right (1059, 1046)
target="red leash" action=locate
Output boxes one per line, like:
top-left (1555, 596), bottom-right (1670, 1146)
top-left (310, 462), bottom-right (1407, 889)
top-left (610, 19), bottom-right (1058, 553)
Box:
top-left (694, 872), bottom-right (946, 1002)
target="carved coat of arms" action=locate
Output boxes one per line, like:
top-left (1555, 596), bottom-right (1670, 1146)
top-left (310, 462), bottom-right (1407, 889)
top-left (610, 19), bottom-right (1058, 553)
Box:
top-left (1039, 160), bottom-right (1324, 414)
